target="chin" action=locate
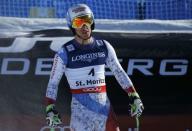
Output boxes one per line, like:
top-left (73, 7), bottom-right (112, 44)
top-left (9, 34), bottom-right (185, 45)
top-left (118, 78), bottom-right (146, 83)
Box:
top-left (83, 35), bottom-right (91, 39)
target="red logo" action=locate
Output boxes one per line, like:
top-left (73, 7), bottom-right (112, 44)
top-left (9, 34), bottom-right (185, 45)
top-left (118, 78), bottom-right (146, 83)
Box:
top-left (82, 87), bottom-right (102, 92)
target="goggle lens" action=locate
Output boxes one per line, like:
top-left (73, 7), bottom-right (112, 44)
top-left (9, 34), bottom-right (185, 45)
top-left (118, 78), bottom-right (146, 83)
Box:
top-left (72, 15), bottom-right (93, 28)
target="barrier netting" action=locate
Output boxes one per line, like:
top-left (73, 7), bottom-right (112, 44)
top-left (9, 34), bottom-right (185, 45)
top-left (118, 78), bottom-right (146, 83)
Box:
top-left (0, 0), bottom-right (191, 19)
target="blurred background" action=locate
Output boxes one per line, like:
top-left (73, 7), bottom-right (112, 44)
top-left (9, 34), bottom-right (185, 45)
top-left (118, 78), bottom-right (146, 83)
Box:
top-left (0, 0), bottom-right (191, 19)
top-left (0, 0), bottom-right (192, 131)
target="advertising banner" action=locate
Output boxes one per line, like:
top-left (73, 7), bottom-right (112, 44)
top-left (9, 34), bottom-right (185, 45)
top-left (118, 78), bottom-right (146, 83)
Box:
top-left (0, 25), bottom-right (192, 130)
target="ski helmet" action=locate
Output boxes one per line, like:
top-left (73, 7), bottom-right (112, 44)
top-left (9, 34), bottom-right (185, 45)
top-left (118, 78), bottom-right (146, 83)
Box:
top-left (66, 4), bottom-right (95, 32)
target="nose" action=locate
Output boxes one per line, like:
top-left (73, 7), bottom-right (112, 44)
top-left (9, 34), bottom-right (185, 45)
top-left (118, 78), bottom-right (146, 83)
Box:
top-left (81, 23), bottom-right (90, 29)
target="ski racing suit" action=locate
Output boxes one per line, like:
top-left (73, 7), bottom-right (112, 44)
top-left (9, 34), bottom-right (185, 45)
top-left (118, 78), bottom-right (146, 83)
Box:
top-left (46, 38), bottom-right (134, 131)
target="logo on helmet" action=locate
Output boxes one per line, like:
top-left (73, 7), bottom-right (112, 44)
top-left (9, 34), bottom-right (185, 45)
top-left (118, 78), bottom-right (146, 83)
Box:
top-left (72, 7), bottom-right (86, 13)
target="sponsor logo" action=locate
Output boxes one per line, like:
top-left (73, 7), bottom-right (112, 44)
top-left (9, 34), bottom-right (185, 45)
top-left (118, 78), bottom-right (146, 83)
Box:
top-left (72, 7), bottom-right (85, 13)
top-left (82, 86), bottom-right (103, 92)
top-left (71, 52), bottom-right (106, 62)
top-left (66, 44), bottom-right (75, 52)
top-left (0, 38), bottom-right (190, 76)
top-left (0, 37), bottom-right (73, 53)
top-left (0, 58), bottom-right (53, 75)
top-left (86, 79), bottom-right (105, 85)
top-left (76, 79), bottom-right (105, 86)
top-left (0, 58), bottom-right (190, 76)
top-left (127, 59), bottom-right (188, 76)
top-left (50, 55), bottom-right (58, 79)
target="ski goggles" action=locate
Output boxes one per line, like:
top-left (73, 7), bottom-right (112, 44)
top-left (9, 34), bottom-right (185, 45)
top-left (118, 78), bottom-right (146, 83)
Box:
top-left (72, 15), bottom-right (93, 28)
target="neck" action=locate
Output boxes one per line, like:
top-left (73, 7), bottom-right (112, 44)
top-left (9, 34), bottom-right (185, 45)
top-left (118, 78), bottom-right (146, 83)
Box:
top-left (75, 35), bottom-right (93, 45)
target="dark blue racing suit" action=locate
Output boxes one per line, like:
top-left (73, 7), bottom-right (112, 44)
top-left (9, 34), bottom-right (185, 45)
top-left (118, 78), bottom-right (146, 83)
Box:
top-left (46, 38), bottom-right (134, 131)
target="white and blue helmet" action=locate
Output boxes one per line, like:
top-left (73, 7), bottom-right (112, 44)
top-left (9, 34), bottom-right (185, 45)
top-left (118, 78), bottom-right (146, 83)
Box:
top-left (66, 4), bottom-right (95, 30)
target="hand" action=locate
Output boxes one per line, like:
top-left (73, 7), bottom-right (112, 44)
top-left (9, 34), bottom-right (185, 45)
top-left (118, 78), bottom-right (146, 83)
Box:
top-left (127, 89), bottom-right (144, 117)
top-left (46, 104), bottom-right (62, 127)
top-left (130, 98), bottom-right (144, 117)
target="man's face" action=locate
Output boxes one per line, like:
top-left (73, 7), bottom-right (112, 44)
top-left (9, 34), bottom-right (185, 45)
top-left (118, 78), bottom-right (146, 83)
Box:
top-left (75, 24), bottom-right (92, 40)
top-left (72, 15), bottom-right (93, 39)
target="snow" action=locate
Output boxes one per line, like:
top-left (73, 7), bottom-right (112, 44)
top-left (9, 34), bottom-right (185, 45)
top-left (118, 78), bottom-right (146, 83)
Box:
top-left (0, 17), bottom-right (191, 35)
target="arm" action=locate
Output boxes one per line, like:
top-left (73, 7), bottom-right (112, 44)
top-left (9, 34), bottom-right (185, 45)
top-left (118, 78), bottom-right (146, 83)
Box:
top-left (45, 54), bottom-right (65, 105)
top-left (105, 40), bottom-right (144, 117)
top-left (45, 49), bottom-right (67, 127)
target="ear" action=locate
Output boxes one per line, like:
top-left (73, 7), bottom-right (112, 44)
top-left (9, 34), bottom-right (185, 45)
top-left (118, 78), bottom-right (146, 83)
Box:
top-left (91, 22), bottom-right (95, 30)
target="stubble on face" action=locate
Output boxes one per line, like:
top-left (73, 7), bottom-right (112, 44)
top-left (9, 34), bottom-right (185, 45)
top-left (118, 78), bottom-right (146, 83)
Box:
top-left (75, 24), bottom-right (92, 40)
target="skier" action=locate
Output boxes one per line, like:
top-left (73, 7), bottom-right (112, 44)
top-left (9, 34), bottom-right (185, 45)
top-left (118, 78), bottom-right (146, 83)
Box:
top-left (45, 4), bottom-right (144, 131)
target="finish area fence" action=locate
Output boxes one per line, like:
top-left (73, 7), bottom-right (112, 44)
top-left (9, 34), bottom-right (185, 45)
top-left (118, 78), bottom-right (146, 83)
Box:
top-left (0, 0), bottom-right (191, 19)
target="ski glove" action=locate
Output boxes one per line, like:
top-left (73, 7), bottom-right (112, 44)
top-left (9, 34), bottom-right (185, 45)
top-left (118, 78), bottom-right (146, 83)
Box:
top-left (128, 88), bottom-right (144, 117)
top-left (130, 97), bottom-right (144, 117)
top-left (46, 104), bottom-right (62, 127)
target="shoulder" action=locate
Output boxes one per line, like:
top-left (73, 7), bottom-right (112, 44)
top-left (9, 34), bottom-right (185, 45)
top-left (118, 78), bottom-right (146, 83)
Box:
top-left (56, 40), bottom-right (75, 64)
top-left (93, 38), bottom-right (115, 54)
top-left (62, 39), bottom-right (75, 52)
top-left (56, 47), bottom-right (67, 62)
top-left (102, 40), bottom-right (112, 47)
top-left (101, 40), bottom-right (115, 52)
top-left (94, 38), bottom-right (113, 48)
